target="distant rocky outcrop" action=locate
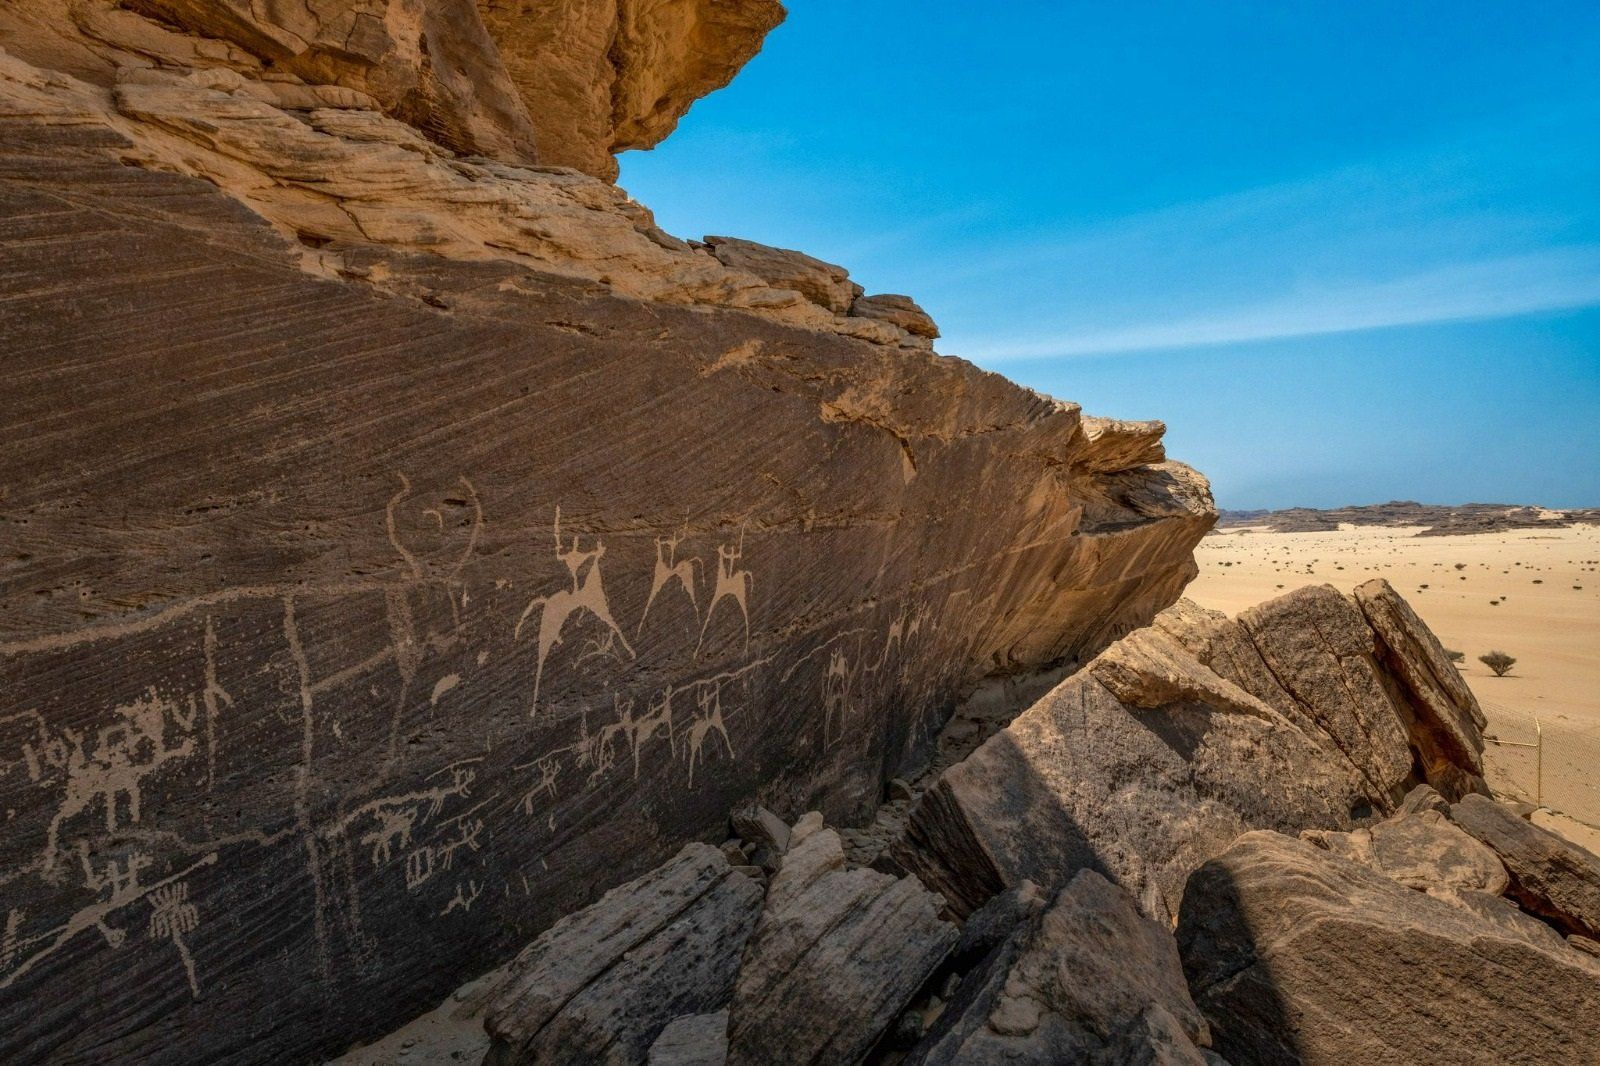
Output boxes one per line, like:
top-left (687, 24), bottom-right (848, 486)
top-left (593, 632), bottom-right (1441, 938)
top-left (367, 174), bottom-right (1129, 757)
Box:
top-left (894, 579), bottom-right (1490, 922)
top-left (1216, 500), bottom-right (1600, 536)
top-left (0, 5), bottom-right (1214, 1062)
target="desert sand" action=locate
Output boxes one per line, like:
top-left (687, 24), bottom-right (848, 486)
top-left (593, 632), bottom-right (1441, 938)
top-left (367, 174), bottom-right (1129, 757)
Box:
top-left (1191, 523), bottom-right (1600, 847)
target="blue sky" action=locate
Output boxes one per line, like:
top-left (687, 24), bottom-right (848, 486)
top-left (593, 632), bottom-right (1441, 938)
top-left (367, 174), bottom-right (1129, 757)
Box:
top-left (619, 1), bottom-right (1600, 509)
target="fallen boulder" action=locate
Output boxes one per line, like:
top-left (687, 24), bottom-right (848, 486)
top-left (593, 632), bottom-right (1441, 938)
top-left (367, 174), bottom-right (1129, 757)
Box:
top-left (1449, 793), bottom-right (1600, 940)
top-left (896, 583), bottom-right (1491, 922)
top-left (1353, 578), bottom-right (1489, 799)
top-left (1301, 799), bottom-right (1509, 897)
top-left (1178, 831), bottom-right (1600, 1065)
top-left (726, 828), bottom-right (956, 1064)
top-left (484, 843), bottom-right (761, 1064)
top-left (908, 869), bottom-right (1214, 1064)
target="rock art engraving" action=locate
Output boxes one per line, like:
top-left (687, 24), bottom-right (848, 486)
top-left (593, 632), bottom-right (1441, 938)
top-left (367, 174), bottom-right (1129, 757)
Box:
top-left (35, 689), bottom-right (199, 876)
top-left (147, 881), bottom-right (201, 998)
top-left (685, 686), bottom-right (732, 787)
top-left (822, 647), bottom-right (853, 747)
top-left (696, 527), bottom-right (753, 656)
top-left (518, 754), bottom-right (562, 814)
top-left (638, 522), bottom-right (703, 638)
top-left (0, 847), bottom-right (217, 992)
top-left (440, 879), bottom-right (482, 917)
top-left (516, 508), bottom-right (636, 715)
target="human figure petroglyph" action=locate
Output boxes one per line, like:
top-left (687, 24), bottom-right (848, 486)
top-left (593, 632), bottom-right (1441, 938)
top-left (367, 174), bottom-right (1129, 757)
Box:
top-left (0, 848), bottom-right (216, 991)
top-left (515, 507), bottom-right (635, 715)
top-left (823, 648), bottom-right (852, 746)
top-left (696, 527), bottom-right (753, 656)
top-left (0, 909), bottom-right (21, 973)
top-left (685, 686), bottom-right (732, 787)
top-left (147, 881), bottom-right (201, 998)
top-left (200, 617), bottom-right (233, 796)
top-left (638, 523), bottom-right (702, 638)
top-left (38, 690), bottom-right (198, 875)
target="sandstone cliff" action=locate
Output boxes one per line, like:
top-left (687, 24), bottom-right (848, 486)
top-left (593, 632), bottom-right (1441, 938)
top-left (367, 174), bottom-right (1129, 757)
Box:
top-left (0, 0), bottom-right (784, 179)
top-left (0, 6), bottom-right (1211, 1062)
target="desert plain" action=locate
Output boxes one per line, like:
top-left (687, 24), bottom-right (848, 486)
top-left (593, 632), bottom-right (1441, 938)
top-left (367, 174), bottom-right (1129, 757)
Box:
top-left (1192, 523), bottom-right (1600, 850)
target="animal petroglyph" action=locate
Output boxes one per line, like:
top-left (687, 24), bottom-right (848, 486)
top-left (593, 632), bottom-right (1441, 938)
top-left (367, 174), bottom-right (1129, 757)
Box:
top-left (147, 881), bottom-right (201, 998)
top-left (515, 507), bottom-right (635, 715)
top-left (637, 524), bottom-right (702, 638)
top-left (403, 807), bottom-right (484, 893)
top-left (34, 689), bottom-right (199, 876)
top-left (359, 805), bottom-right (418, 866)
top-left (440, 879), bottom-right (482, 917)
top-left (696, 528), bottom-right (753, 656)
top-left (518, 754), bottom-right (562, 814)
top-left (344, 761), bottom-right (477, 861)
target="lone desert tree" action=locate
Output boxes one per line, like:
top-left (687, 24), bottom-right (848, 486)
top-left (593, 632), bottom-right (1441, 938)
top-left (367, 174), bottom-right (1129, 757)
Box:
top-left (1479, 651), bottom-right (1517, 677)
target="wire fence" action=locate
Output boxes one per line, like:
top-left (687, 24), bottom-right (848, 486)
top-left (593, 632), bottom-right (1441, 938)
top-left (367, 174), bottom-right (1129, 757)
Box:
top-left (1477, 696), bottom-right (1600, 830)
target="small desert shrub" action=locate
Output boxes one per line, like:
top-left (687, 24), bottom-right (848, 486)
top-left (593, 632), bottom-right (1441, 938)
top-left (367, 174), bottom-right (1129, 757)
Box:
top-left (1444, 648), bottom-right (1465, 663)
top-left (1479, 651), bottom-right (1517, 677)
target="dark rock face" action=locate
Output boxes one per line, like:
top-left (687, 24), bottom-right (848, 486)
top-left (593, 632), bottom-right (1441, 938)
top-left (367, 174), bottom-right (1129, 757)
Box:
top-left (909, 870), bottom-right (1214, 1065)
top-left (726, 827), bottom-right (955, 1064)
top-left (0, 77), bottom-right (1212, 1065)
top-left (1449, 793), bottom-right (1600, 940)
top-left (484, 843), bottom-right (760, 1064)
top-left (895, 581), bottom-right (1489, 922)
top-left (1178, 831), bottom-right (1600, 1066)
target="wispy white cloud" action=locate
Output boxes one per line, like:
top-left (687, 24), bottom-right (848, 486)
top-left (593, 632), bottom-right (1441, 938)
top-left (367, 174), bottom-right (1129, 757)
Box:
top-left (962, 246), bottom-right (1600, 360)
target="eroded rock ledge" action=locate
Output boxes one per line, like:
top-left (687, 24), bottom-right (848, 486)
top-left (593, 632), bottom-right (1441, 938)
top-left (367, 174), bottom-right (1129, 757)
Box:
top-left (0, 0), bottom-right (785, 179)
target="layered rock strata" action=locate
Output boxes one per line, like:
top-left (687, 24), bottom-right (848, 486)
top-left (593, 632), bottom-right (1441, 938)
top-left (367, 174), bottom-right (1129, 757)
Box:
top-left (0, 12), bottom-right (1213, 1064)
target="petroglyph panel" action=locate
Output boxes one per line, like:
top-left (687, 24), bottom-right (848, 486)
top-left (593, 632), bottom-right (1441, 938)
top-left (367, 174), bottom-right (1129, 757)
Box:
top-left (0, 120), bottom-right (1212, 1062)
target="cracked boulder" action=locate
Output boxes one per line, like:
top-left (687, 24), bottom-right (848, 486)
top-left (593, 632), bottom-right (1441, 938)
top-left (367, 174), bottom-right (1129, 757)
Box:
top-left (726, 828), bottom-right (956, 1064)
top-left (484, 843), bottom-right (761, 1065)
top-left (1300, 794), bottom-right (1509, 898)
top-left (895, 582), bottom-right (1489, 922)
top-left (1448, 793), bottom-right (1600, 940)
top-left (907, 869), bottom-right (1215, 1065)
top-left (1178, 831), bottom-right (1600, 1065)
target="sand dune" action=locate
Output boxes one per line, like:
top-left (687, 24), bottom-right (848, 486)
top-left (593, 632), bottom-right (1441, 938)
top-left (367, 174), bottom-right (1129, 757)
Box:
top-left (1189, 524), bottom-right (1600, 836)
